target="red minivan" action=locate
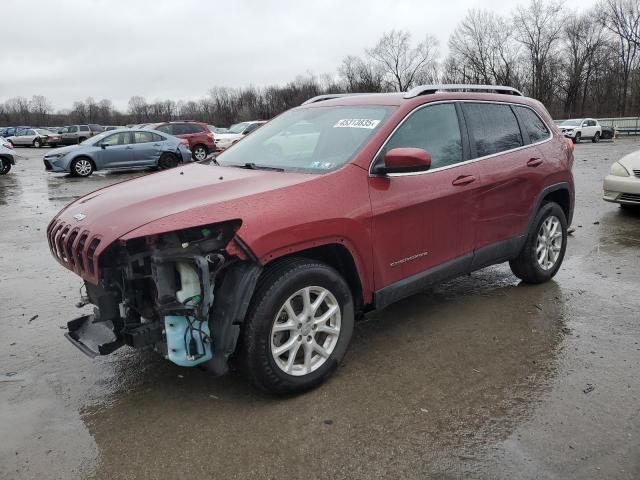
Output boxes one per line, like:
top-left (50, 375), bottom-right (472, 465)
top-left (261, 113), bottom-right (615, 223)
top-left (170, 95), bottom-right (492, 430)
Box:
top-left (48, 85), bottom-right (574, 394)
top-left (149, 121), bottom-right (215, 161)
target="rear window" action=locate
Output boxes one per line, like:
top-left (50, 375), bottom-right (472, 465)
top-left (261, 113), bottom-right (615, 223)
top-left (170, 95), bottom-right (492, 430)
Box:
top-left (79, 125), bottom-right (90, 132)
top-left (463, 103), bottom-right (523, 158)
top-left (514, 106), bottom-right (550, 144)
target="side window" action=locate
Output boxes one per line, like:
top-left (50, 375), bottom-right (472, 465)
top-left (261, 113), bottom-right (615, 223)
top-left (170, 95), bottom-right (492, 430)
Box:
top-left (157, 125), bottom-right (172, 134)
top-left (589, 120), bottom-right (597, 127)
top-left (101, 133), bottom-right (128, 146)
top-left (27, 129), bottom-right (36, 135)
top-left (172, 124), bottom-right (188, 135)
top-left (79, 125), bottom-right (90, 132)
top-left (464, 103), bottom-right (523, 157)
top-left (244, 123), bottom-right (262, 134)
top-left (151, 133), bottom-right (164, 142)
top-left (134, 131), bottom-right (154, 143)
top-left (514, 106), bottom-right (550, 144)
top-left (68, 126), bottom-right (78, 133)
top-left (378, 103), bottom-right (463, 169)
top-left (188, 124), bottom-right (204, 133)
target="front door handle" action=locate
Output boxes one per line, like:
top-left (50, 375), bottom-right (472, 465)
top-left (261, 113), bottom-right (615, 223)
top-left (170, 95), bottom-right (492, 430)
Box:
top-left (452, 175), bottom-right (476, 186)
top-left (126, 146), bottom-right (134, 149)
top-left (527, 157), bottom-right (543, 167)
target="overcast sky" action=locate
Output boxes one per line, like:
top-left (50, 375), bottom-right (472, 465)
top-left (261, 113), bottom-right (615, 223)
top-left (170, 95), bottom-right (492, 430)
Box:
top-left (2, 0), bottom-right (597, 110)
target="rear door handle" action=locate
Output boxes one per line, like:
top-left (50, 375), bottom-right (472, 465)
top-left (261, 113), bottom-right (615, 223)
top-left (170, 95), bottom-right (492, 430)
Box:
top-left (527, 157), bottom-right (543, 167)
top-left (452, 175), bottom-right (476, 186)
top-left (126, 146), bottom-right (134, 149)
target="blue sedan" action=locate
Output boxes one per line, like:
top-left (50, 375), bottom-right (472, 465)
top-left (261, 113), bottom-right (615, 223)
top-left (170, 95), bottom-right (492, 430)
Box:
top-left (43, 129), bottom-right (192, 177)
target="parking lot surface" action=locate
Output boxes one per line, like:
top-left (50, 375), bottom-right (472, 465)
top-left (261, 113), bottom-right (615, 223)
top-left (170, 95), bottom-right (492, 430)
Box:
top-left (1, 139), bottom-right (639, 479)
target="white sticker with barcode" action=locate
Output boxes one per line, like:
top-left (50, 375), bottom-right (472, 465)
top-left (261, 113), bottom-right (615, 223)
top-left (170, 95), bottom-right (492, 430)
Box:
top-left (333, 119), bottom-right (380, 129)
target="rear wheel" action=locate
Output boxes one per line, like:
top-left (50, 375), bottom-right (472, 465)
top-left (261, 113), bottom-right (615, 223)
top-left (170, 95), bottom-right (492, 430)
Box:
top-left (592, 132), bottom-right (600, 143)
top-left (70, 157), bottom-right (94, 177)
top-left (509, 202), bottom-right (567, 284)
top-left (33, 138), bottom-right (42, 148)
top-left (238, 258), bottom-right (354, 395)
top-left (192, 144), bottom-right (208, 161)
top-left (158, 152), bottom-right (179, 169)
top-left (0, 158), bottom-right (11, 175)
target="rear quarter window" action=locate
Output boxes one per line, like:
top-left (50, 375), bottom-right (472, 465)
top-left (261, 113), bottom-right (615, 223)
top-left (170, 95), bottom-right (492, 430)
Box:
top-left (463, 103), bottom-right (523, 158)
top-left (513, 106), bottom-right (550, 144)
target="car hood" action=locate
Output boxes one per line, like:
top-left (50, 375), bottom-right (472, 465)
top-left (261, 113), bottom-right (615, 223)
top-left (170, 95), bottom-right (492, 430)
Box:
top-left (618, 150), bottom-right (640, 170)
top-left (46, 144), bottom-right (82, 156)
top-left (52, 162), bottom-right (314, 246)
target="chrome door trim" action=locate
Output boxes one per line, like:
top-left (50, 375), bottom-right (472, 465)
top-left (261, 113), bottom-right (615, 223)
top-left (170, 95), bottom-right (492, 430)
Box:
top-left (368, 99), bottom-right (554, 178)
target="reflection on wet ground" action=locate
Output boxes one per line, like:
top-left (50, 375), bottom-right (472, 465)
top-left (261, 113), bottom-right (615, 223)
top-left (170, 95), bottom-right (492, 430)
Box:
top-left (1, 140), bottom-right (639, 479)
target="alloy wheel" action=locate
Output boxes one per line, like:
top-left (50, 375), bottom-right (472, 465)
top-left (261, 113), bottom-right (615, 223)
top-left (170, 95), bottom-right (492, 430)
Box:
top-left (270, 286), bottom-right (341, 376)
top-left (536, 215), bottom-right (562, 270)
top-left (74, 159), bottom-right (92, 176)
top-left (193, 147), bottom-right (207, 161)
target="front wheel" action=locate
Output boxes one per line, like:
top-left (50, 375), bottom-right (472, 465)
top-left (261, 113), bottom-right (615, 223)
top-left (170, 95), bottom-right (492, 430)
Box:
top-left (33, 138), bottom-right (42, 148)
top-left (509, 202), bottom-right (568, 284)
top-left (592, 132), bottom-right (600, 143)
top-left (238, 258), bottom-right (355, 395)
top-left (573, 132), bottom-right (581, 144)
top-left (70, 157), bottom-right (94, 177)
top-left (0, 158), bottom-right (11, 175)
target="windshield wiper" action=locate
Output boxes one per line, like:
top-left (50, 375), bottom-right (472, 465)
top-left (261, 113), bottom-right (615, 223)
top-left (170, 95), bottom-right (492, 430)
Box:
top-left (236, 162), bottom-right (284, 172)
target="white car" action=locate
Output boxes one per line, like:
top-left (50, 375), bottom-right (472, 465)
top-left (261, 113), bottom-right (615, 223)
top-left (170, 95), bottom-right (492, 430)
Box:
top-left (0, 136), bottom-right (16, 174)
top-left (558, 118), bottom-right (602, 143)
top-left (6, 128), bottom-right (60, 148)
top-left (603, 150), bottom-right (640, 207)
top-left (214, 120), bottom-right (266, 150)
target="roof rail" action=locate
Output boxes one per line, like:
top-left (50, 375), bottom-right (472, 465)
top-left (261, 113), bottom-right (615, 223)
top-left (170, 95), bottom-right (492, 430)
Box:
top-left (404, 84), bottom-right (523, 98)
top-left (301, 93), bottom-right (367, 105)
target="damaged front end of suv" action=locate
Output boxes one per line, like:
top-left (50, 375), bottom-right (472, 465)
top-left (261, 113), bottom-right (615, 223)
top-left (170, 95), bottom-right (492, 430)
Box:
top-left (48, 218), bottom-right (261, 375)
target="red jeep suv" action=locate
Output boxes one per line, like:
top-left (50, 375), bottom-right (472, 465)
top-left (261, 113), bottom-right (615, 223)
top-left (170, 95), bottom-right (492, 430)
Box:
top-left (149, 121), bottom-right (215, 161)
top-left (48, 85), bottom-right (574, 394)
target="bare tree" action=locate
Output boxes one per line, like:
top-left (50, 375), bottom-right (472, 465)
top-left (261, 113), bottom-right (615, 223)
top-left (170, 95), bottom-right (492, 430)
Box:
top-left (128, 96), bottom-right (149, 122)
top-left (28, 95), bottom-right (52, 125)
top-left (448, 10), bottom-right (521, 86)
top-left (339, 55), bottom-right (385, 92)
top-left (599, 0), bottom-right (640, 114)
top-left (513, 0), bottom-right (565, 102)
top-left (366, 30), bottom-right (439, 91)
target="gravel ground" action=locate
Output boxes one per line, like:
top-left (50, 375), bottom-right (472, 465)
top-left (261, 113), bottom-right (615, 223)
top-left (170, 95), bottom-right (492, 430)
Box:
top-left (1, 138), bottom-right (639, 479)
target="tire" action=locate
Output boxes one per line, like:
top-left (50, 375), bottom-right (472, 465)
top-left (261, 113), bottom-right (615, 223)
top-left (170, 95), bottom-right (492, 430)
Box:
top-left (192, 144), bottom-right (208, 161)
top-left (49, 143), bottom-right (58, 148)
top-left (573, 132), bottom-right (581, 144)
top-left (33, 138), bottom-right (42, 148)
top-left (78, 137), bottom-right (87, 144)
top-left (509, 202), bottom-right (568, 284)
top-left (592, 132), bottom-right (600, 143)
top-left (0, 158), bottom-right (11, 175)
top-left (70, 157), bottom-right (94, 177)
top-left (238, 258), bottom-right (355, 395)
top-left (158, 152), bottom-right (179, 169)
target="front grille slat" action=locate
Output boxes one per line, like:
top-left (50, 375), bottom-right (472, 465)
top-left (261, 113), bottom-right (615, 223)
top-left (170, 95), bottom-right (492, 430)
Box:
top-left (47, 219), bottom-right (102, 282)
top-left (619, 193), bottom-right (640, 203)
top-left (87, 238), bottom-right (101, 275)
top-left (633, 169), bottom-right (640, 179)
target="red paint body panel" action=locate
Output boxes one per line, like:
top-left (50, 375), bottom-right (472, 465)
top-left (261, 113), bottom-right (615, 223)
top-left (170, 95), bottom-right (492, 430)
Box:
top-left (48, 91), bottom-right (574, 307)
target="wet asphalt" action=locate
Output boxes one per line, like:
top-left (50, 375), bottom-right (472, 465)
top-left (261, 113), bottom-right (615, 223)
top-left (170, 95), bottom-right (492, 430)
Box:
top-left (1, 139), bottom-right (639, 480)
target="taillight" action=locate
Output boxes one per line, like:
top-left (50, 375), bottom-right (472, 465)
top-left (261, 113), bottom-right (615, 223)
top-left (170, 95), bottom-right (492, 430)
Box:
top-left (566, 137), bottom-right (574, 153)
top-left (207, 132), bottom-right (214, 140)
top-left (180, 140), bottom-right (189, 147)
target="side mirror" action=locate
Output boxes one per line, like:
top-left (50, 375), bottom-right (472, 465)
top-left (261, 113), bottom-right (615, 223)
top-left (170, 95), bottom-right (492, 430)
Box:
top-left (100, 143), bottom-right (107, 149)
top-left (374, 147), bottom-right (431, 174)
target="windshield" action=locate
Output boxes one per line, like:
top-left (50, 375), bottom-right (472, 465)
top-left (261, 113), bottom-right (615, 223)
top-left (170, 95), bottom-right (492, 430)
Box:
top-left (80, 131), bottom-right (112, 145)
top-left (216, 106), bottom-right (394, 173)
top-left (561, 119), bottom-right (582, 126)
top-left (228, 122), bottom-right (251, 134)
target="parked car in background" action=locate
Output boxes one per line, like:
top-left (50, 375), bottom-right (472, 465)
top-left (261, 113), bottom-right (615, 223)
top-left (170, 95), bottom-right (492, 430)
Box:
top-left (104, 125), bottom-right (126, 131)
top-left (603, 149), bottom-right (640, 208)
top-left (147, 121), bottom-right (214, 161)
top-left (46, 127), bottom-right (63, 134)
top-left (49, 85), bottom-right (574, 394)
top-left (59, 124), bottom-right (104, 145)
top-left (600, 125), bottom-right (615, 140)
top-left (214, 120), bottom-right (266, 150)
top-left (43, 129), bottom-right (192, 177)
top-left (208, 125), bottom-right (229, 134)
top-left (6, 128), bottom-right (59, 148)
top-left (0, 136), bottom-right (16, 174)
top-left (558, 118), bottom-right (602, 143)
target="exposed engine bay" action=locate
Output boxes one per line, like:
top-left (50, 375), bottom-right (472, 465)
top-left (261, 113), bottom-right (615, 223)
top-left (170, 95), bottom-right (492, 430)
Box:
top-left (65, 220), bottom-right (261, 375)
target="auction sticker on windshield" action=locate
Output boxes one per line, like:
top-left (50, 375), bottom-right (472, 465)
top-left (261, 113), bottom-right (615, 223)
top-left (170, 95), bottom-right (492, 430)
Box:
top-left (333, 119), bottom-right (381, 129)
